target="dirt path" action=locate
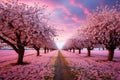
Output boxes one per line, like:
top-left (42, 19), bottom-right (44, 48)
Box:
top-left (54, 51), bottom-right (75, 80)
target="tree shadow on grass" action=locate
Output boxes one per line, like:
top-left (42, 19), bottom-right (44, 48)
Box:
top-left (84, 55), bottom-right (94, 58)
top-left (36, 55), bottom-right (42, 57)
top-left (4, 62), bottom-right (31, 67)
top-left (12, 62), bottom-right (31, 66)
top-left (96, 59), bottom-right (119, 62)
top-left (96, 59), bottom-right (108, 62)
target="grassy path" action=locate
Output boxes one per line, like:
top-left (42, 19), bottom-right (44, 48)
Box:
top-left (54, 51), bottom-right (75, 80)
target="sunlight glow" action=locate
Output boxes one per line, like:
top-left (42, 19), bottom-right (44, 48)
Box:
top-left (55, 42), bottom-right (65, 49)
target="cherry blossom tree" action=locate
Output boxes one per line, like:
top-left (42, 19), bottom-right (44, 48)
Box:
top-left (77, 5), bottom-right (120, 60)
top-left (0, 0), bottom-right (57, 64)
top-left (78, 22), bottom-right (95, 56)
top-left (27, 22), bottom-right (57, 56)
top-left (87, 5), bottom-right (120, 61)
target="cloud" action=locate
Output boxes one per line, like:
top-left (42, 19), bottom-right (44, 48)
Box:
top-left (71, 15), bottom-right (84, 23)
top-left (70, 0), bottom-right (91, 16)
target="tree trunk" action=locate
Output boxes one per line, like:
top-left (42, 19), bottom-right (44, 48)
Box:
top-left (103, 48), bottom-right (105, 50)
top-left (87, 48), bottom-right (91, 56)
top-left (33, 45), bottom-right (40, 56)
top-left (44, 47), bottom-right (47, 53)
top-left (36, 49), bottom-right (40, 56)
top-left (17, 48), bottom-right (25, 65)
top-left (79, 49), bottom-right (81, 54)
top-left (107, 48), bottom-right (114, 61)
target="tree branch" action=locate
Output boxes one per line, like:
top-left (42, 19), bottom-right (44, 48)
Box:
top-left (0, 36), bottom-right (18, 53)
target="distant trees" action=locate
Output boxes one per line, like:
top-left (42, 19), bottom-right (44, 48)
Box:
top-left (63, 5), bottom-right (120, 61)
top-left (0, 1), bottom-right (57, 64)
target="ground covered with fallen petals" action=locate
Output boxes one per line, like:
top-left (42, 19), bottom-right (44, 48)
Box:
top-left (0, 50), bottom-right (120, 80)
top-left (0, 50), bottom-right (58, 80)
top-left (61, 50), bottom-right (120, 80)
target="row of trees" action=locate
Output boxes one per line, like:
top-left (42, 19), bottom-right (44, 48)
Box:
top-left (0, 0), bottom-right (57, 64)
top-left (63, 5), bottom-right (120, 61)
